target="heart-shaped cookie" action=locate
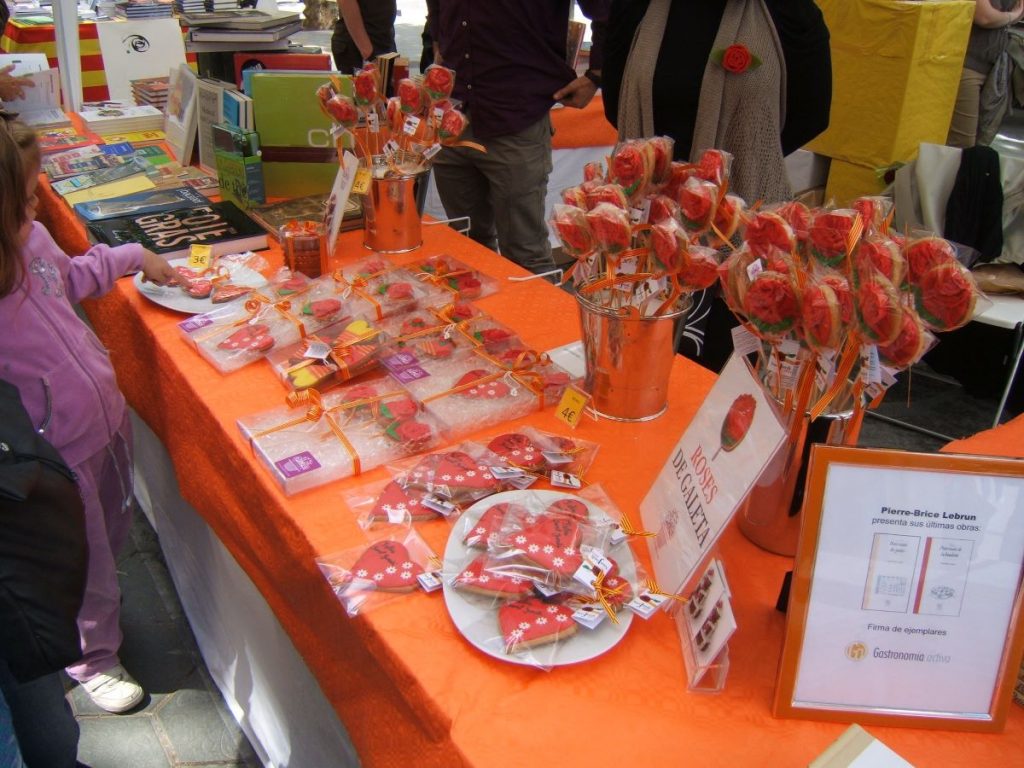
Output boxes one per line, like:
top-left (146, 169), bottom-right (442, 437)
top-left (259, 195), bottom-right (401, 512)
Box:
top-left (211, 284), bottom-right (252, 304)
top-left (487, 433), bottom-right (544, 471)
top-left (405, 451), bottom-right (499, 502)
top-left (349, 540), bottom-right (424, 592)
top-left (455, 369), bottom-right (510, 399)
top-left (186, 279), bottom-right (213, 299)
top-left (369, 481), bottom-right (434, 522)
top-left (463, 502), bottom-right (532, 549)
top-left (454, 554), bottom-right (532, 598)
top-left (546, 498), bottom-right (590, 522)
top-left (511, 515), bottom-right (582, 576)
top-left (218, 324), bottom-right (275, 352)
top-left (498, 596), bottom-right (576, 651)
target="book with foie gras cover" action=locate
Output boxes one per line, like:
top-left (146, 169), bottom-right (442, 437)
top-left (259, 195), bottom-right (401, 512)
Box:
top-left (86, 200), bottom-right (268, 260)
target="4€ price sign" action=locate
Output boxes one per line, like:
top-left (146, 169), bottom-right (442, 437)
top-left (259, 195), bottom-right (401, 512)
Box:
top-left (556, 384), bottom-right (591, 430)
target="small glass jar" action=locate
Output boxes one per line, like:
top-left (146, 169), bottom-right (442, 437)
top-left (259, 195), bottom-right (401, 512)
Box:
top-left (280, 220), bottom-right (327, 278)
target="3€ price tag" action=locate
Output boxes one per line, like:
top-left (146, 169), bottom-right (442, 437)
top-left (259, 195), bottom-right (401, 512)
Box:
top-left (187, 244), bottom-right (212, 271)
top-left (352, 167), bottom-right (372, 196)
top-left (550, 470), bottom-right (582, 489)
top-left (417, 571), bottom-right (443, 593)
top-left (555, 385), bottom-right (590, 430)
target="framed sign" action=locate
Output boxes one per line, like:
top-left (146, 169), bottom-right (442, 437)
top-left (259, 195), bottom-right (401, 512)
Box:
top-left (775, 446), bottom-right (1024, 731)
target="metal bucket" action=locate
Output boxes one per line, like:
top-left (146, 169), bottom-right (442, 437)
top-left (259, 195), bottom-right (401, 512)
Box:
top-left (736, 405), bottom-right (856, 556)
top-left (363, 173), bottom-right (423, 253)
top-left (574, 286), bottom-right (691, 422)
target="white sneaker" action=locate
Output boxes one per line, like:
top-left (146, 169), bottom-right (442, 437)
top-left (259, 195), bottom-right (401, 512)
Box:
top-left (81, 664), bottom-right (145, 713)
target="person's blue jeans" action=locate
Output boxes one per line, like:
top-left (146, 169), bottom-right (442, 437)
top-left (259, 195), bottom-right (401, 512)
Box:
top-left (0, 662), bottom-right (78, 768)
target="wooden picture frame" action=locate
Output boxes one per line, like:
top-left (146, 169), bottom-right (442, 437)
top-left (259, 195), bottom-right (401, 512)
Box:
top-left (774, 445), bottom-right (1024, 732)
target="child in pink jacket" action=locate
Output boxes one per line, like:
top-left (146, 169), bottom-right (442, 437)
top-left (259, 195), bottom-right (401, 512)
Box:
top-left (0, 121), bottom-right (175, 718)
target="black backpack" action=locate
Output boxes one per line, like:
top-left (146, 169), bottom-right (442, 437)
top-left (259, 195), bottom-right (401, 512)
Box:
top-left (0, 378), bottom-right (87, 682)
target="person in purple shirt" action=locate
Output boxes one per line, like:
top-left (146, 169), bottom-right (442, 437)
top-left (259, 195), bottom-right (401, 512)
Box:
top-left (426, 1), bottom-right (609, 274)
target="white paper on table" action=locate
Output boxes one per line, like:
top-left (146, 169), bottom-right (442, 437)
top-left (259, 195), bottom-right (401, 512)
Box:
top-left (639, 354), bottom-right (788, 594)
top-left (325, 152), bottom-right (357, 255)
top-left (792, 462), bottom-right (1024, 717)
top-left (95, 19), bottom-right (187, 104)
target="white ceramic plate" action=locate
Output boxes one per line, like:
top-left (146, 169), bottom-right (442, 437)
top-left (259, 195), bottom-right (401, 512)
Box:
top-left (133, 258), bottom-right (268, 315)
top-left (442, 489), bottom-right (634, 667)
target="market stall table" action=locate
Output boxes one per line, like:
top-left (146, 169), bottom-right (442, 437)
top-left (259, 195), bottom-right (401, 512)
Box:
top-left (53, 203), bottom-right (1024, 765)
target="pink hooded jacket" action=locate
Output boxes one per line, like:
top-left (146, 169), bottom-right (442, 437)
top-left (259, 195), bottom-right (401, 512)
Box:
top-left (0, 222), bottom-right (143, 467)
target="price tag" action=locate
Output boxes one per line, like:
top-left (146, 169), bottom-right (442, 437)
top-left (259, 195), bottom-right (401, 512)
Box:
top-left (555, 384), bottom-right (590, 430)
top-left (550, 470), bottom-right (582, 489)
top-left (860, 344), bottom-right (881, 385)
top-left (422, 495), bottom-right (458, 517)
top-left (422, 143), bottom-right (442, 160)
top-left (746, 258), bottom-right (764, 282)
top-left (352, 167), bottom-right (372, 196)
top-left (508, 474), bottom-right (538, 490)
top-left (403, 115), bottom-right (421, 135)
top-left (533, 582), bottom-right (561, 598)
top-left (417, 571), bottom-right (443, 593)
top-left (626, 591), bottom-right (669, 619)
top-left (366, 111), bottom-right (379, 133)
top-left (187, 244), bottom-right (212, 271)
top-left (608, 523), bottom-right (628, 547)
top-left (383, 139), bottom-right (400, 158)
top-left (730, 324), bottom-right (761, 356)
top-left (573, 561), bottom-right (601, 592)
top-left (580, 545), bottom-right (614, 575)
top-left (433, 106), bottom-right (445, 122)
top-left (572, 604), bottom-right (606, 629)
top-left (540, 451), bottom-right (573, 466)
top-left (303, 341), bottom-right (332, 360)
top-left (489, 465), bottom-right (526, 480)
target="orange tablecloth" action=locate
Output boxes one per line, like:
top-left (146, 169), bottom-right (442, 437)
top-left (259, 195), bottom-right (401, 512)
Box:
top-left (67, 216), bottom-right (1024, 765)
top-left (551, 94), bottom-right (618, 150)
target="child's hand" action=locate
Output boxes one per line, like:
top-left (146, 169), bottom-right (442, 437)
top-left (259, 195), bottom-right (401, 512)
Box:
top-left (139, 249), bottom-right (177, 285)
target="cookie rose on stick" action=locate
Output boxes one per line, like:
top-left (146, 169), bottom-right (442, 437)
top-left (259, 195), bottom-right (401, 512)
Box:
top-left (694, 148), bottom-right (732, 186)
top-left (648, 194), bottom-right (680, 226)
top-left (742, 269), bottom-right (800, 339)
top-left (609, 139), bottom-right (653, 198)
top-left (809, 209), bottom-right (859, 269)
top-left (584, 183), bottom-right (629, 211)
top-left (352, 65), bottom-right (380, 108)
top-left (678, 176), bottom-right (719, 233)
top-left (421, 64), bottom-right (455, 102)
top-left (745, 211), bottom-right (795, 258)
top-left (650, 218), bottom-right (687, 273)
top-left (854, 234), bottom-right (905, 288)
top-left (775, 200), bottom-right (812, 247)
top-left (648, 136), bottom-right (675, 186)
top-left (855, 272), bottom-right (903, 346)
top-left (678, 245), bottom-right (722, 290)
top-left (550, 204), bottom-right (595, 259)
top-left (585, 202), bottom-right (632, 256)
top-left (914, 259), bottom-right (979, 332)
top-left (878, 308), bottom-right (931, 369)
top-left (800, 279), bottom-right (844, 350)
top-left (708, 193), bottom-right (745, 248)
top-left (438, 107), bottom-right (469, 146)
top-left (904, 236), bottom-right (957, 285)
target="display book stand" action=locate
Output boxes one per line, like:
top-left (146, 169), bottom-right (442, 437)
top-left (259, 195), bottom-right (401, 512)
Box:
top-left (669, 555), bottom-right (736, 693)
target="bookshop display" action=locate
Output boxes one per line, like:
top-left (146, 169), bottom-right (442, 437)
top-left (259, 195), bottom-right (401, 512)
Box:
top-left (21, 15), bottom-right (1024, 762)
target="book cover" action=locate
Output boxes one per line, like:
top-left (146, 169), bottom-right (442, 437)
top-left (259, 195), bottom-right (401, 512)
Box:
top-left (165, 63), bottom-right (199, 166)
top-left (189, 21), bottom-right (302, 43)
top-left (42, 152), bottom-right (132, 182)
top-left (95, 18), bottom-right (186, 103)
top-left (73, 186), bottom-right (210, 221)
top-left (196, 77), bottom-right (239, 175)
top-left (37, 129), bottom-right (100, 155)
top-left (248, 194), bottom-right (362, 237)
top-left (87, 200), bottom-right (268, 260)
top-left (51, 157), bottom-right (151, 196)
top-left (213, 123), bottom-right (265, 209)
top-left (63, 175), bottom-right (157, 207)
top-left (181, 10), bottom-right (300, 29)
top-left (233, 51), bottom-right (331, 90)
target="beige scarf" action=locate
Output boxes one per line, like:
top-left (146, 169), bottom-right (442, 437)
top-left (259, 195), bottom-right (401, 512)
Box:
top-left (617, 0), bottom-right (791, 204)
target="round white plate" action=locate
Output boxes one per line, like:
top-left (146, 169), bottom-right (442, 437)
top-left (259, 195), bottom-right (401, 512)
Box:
top-left (133, 258), bottom-right (268, 315)
top-left (442, 489), bottom-right (634, 667)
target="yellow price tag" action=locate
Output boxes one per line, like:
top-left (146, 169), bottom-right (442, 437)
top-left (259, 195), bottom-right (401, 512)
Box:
top-left (555, 385), bottom-right (590, 430)
top-left (187, 244), bottom-right (212, 271)
top-left (352, 168), bottom-right (372, 196)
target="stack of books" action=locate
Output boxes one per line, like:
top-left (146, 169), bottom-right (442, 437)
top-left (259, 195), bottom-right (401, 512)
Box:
top-left (79, 102), bottom-right (167, 134)
top-left (183, 9), bottom-right (303, 47)
top-left (115, 0), bottom-right (174, 18)
top-left (131, 77), bottom-right (170, 111)
top-left (175, 0), bottom-right (240, 16)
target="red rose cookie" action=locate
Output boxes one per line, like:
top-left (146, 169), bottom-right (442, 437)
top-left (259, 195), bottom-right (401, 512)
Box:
top-left (904, 236), bottom-right (955, 284)
top-left (878, 309), bottom-right (927, 369)
top-left (745, 211), bottom-right (795, 258)
top-left (914, 260), bottom-right (977, 332)
top-left (499, 596), bottom-right (577, 651)
top-left (801, 282), bottom-right (843, 350)
top-left (742, 270), bottom-right (799, 338)
top-left (855, 274), bottom-right (903, 345)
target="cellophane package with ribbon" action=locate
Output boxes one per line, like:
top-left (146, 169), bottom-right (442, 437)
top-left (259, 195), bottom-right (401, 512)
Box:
top-left (316, 528), bottom-right (440, 616)
top-left (344, 475), bottom-right (436, 530)
top-left (406, 252), bottom-right (500, 302)
top-left (389, 349), bottom-right (541, 438)
top-left (377, 308), bottom-right (476, 364)
top-left (265, 316), bottom-right (387, 392)
top-left (236, 374), bottom-right (445, 495)
top-left (337, 255), bottom-right (438, 320)
top-left (470, 593), bottom-right (579, 670)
